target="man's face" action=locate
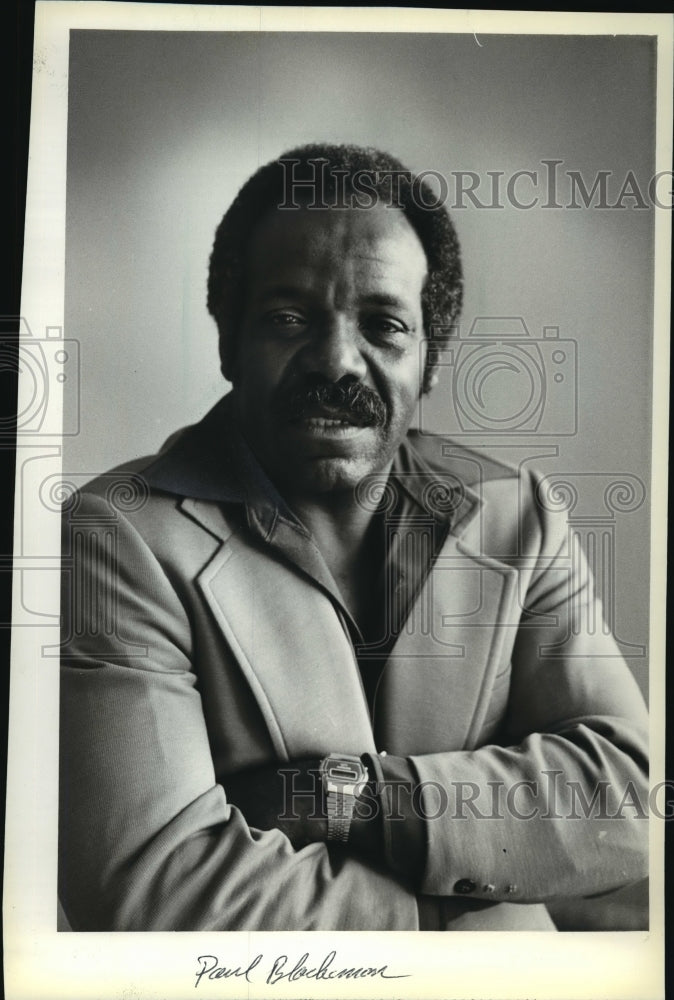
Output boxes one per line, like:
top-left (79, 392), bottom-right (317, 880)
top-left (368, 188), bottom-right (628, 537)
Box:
top-left (232, 202), bottom-right (428, 498)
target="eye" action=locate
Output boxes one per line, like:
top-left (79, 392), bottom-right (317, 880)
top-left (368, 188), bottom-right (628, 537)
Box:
top-left (362, 315), bottom-right (411, 343)
top-left (263, 310), bottom-right (307, 336)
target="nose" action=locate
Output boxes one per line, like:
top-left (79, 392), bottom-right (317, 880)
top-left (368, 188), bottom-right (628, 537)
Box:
top-left (295, 314), bottom-right (368, 383)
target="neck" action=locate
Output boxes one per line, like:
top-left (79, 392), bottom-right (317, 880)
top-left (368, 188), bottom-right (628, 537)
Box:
top-left (286, 458), bottom-right (393, 564)
top-left (288, 484), bottom-right (377, 555)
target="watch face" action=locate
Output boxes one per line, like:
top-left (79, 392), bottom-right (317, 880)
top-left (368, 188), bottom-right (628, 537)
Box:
top-left (327, 761), bottom-right (363, 784)
top-left (321, 755), bottom-right (368, 795)
top-left (322, 755), bottom-right (367, 843)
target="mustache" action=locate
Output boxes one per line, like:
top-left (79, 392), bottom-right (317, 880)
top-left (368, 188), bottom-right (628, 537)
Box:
top-left (273, 375), bottom-right (388, 427)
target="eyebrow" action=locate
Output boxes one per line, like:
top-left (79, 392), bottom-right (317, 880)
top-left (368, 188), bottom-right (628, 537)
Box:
top-left (255, 285), bottom-right (309, 305)
top-left (256, 286), bottom-right (416, 312)
top-left (359, 292), bottom-right (413, 310)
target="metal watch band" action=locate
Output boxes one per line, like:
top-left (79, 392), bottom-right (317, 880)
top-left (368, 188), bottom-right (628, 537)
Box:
top-left (325, 790), bottom-right (353, 843)
top-left (320, 753), bottom-right (368, 844)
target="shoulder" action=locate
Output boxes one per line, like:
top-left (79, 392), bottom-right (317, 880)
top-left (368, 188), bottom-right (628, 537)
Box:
top-left (60, 425), bottom-right (208, 559)
top-left (63, 451), bottom-right (181, 524)
top-left (66, 395), bottom-right (244, 516)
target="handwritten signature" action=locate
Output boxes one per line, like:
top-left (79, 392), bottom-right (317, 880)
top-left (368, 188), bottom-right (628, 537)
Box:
top-left (195, 950), bottom-right (410, 988)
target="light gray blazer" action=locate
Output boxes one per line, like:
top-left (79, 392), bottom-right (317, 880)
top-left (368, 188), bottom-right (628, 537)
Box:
top-left (59, 401), bottom-right (648, 931)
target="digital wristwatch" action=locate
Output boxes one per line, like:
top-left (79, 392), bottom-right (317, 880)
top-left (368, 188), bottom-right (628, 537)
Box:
top-left (319, 753), bottom-right (369, 843)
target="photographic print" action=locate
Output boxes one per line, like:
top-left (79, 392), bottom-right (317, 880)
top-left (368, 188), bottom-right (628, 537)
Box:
top-left (4, 5), bottom-right (670, 999)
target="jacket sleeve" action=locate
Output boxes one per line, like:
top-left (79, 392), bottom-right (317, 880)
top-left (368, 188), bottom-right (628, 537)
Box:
top-left (385, 478), bottom-right (649, 903)
top-left (58, 491), bottom-right (420, 931)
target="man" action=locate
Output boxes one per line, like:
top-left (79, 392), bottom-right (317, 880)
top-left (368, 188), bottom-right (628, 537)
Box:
top-left (59, 144), bottom-right (648, 931)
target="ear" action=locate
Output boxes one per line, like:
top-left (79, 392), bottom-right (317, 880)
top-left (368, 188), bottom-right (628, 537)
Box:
top-left (425, 370), bottom-right (440, 392)
top-left (219, 334), bottom-right (238, 386)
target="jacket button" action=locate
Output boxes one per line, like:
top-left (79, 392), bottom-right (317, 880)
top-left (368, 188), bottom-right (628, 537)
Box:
top-left (453, 878), bottom-right (477, 894)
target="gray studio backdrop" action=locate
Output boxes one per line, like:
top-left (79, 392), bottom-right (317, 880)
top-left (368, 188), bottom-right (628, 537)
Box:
top-left (63, 31), bottom-right (656, 696)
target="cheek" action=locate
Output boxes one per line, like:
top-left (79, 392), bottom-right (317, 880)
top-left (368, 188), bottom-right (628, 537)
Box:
top-left (236, 346), bottom-right (284, 400)
top-left (389, 350), bottom-right (426, 407)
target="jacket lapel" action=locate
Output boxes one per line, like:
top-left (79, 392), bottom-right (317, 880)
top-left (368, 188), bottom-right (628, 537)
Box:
top-left (374, 528), bottom-right (519, 756)
top-left (185, 490), bottom-right (518, 762)
top-left (149, 407), bottom-right (519, 761)
top-left (194, 525), bottom-right (377, 760)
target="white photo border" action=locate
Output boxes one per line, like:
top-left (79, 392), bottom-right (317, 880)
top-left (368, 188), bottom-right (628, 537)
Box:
top-left (5, 5), bottom-right (671, 999)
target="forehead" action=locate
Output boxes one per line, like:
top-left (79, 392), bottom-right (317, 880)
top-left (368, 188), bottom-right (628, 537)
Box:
top-left (243, 203), bottom-right (428, 293)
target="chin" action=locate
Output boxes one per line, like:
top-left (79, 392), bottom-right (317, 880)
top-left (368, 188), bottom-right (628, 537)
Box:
top-left (291, 455), bottom-right (381, 496)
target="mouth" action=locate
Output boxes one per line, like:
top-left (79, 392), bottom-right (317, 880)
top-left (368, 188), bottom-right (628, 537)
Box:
top-left (289, 404), bottom-right (372, 433)
top-left (290, 407), bottom-right (370, 439)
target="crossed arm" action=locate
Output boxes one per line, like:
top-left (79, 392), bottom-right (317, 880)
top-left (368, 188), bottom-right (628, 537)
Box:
top-left (223, 755), bottom-right (385, 860)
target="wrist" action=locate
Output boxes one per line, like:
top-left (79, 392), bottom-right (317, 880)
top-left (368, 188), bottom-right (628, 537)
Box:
top-left (319, 753), bottom-right (369, 844)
